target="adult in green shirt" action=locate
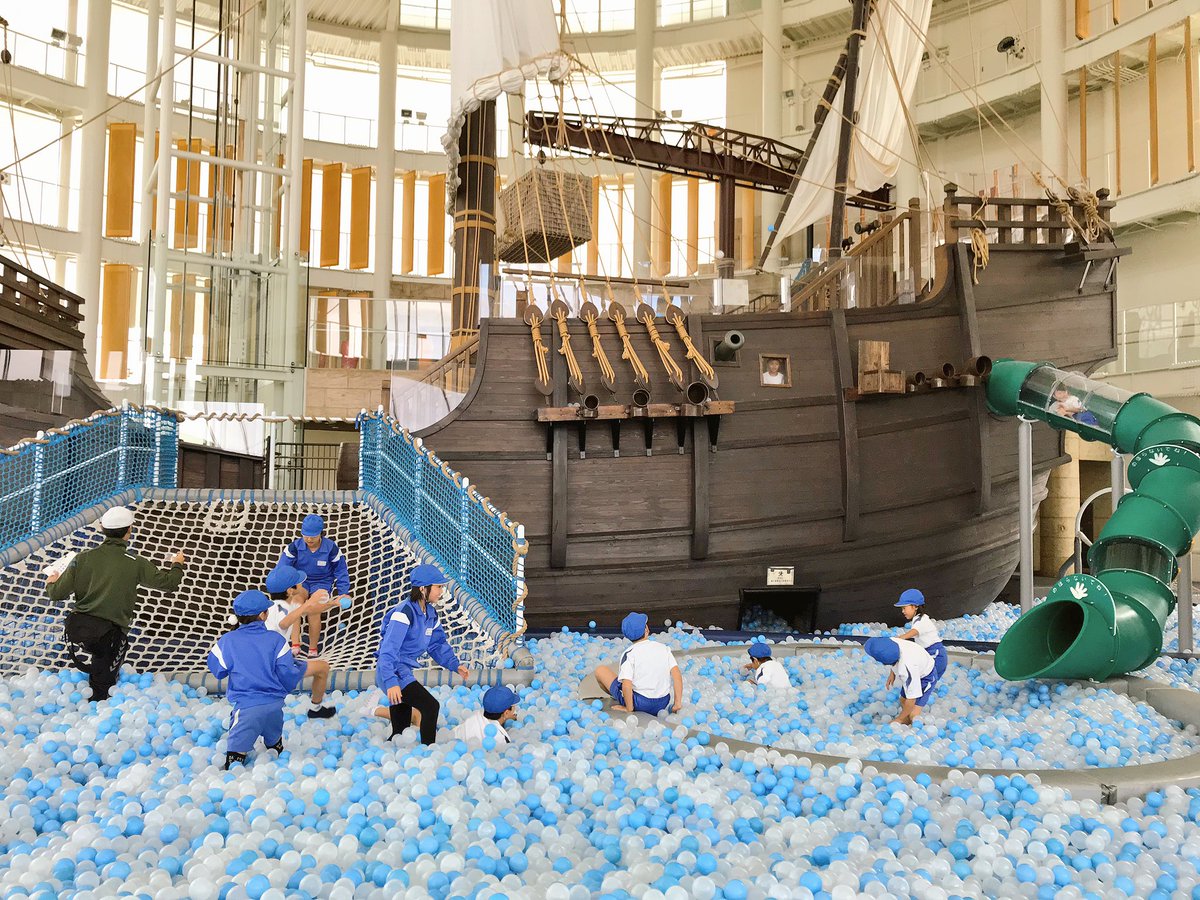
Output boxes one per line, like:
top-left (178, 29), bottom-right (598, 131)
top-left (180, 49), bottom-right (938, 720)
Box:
top-left (46, 506), bottom-right (186, 701)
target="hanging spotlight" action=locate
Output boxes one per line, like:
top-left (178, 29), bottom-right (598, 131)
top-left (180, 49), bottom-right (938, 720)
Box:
top-left (996, 36), bottom-right (1025, 60)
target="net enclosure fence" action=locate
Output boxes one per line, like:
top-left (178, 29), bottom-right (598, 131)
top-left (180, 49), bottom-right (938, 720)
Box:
top-left (0, 408), bottom-right (528, 679)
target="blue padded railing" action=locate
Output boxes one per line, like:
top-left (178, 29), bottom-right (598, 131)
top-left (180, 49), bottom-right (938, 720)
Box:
top-left (0, 407), bottom-right (178, 555)
top-left (357, 412), bottom-right (528, 635)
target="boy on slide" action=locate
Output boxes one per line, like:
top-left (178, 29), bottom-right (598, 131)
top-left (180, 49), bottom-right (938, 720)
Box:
top-left (278, 514), bottom-right (351, 659)
top-left (864, 636), bottom-right (940, 726)
top-left (592, 612), bottom-right (683, 715)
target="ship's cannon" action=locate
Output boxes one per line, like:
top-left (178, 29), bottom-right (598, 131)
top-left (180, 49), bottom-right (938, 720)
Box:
top-left (714, 330), bottom-right (745, 363)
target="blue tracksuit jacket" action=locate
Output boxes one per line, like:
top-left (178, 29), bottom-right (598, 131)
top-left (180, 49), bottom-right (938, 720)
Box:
top-left (207, 622), bottom-right (306, 709)
top-left (279, 537), bottom-right (351, 596)
top-left (376, 599), bottom-right (460, 691)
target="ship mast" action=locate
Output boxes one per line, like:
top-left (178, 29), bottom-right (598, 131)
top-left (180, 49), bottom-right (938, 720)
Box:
top-left (450, 101), bottom-right (497, 350)
top-left (758, 0), bottom-right (874, 267)
top-left (828, 0), bottom-right (872, 259)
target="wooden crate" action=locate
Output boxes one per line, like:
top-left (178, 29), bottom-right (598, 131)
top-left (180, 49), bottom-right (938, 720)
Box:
top-left (857, 340), bottom-right (890, 381)
top-left (859, 369), bottom-right (906, 393)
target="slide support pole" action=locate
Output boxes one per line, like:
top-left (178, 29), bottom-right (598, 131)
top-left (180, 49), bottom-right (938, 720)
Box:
top-left (1018, 415), bottom-right (1035, 612)
top-left (1181, 551), bottom-right (1195, 655)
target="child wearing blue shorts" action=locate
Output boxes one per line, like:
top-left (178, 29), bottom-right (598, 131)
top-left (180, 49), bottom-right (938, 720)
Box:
top-left (592, 612), bottom-right (683, 715)
top-left (894, 588), bottom-right (948, 679)
top-left (207, 590), bottom-right (307, 769)
top-left (864, 636), bottom-right (940, 726)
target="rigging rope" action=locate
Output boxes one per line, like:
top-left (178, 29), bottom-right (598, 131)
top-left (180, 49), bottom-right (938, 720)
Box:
top-left (969, 198), bottom-right (989, 285)
top-left (526, 306), bottom-right (552, 391)
top-left (607, 302), bottom-right (650, 387)
top-left (580, 300), bottom-right (617, 390)
top-left (637, 303), bottom-right (685, 390)
top-left (666, 307), bottom-right (716, 385)
top-left (552, 299), bottom-right (585, 391)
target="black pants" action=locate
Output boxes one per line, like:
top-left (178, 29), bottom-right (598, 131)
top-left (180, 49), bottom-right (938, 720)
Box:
top-left (64, 612), bottom-right (129, 702)
top-left (389, 680), bottom-right (440, 745)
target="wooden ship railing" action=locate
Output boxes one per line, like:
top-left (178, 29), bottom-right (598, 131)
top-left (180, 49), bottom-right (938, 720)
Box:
top-left (0, 253), bottom-right (88, 349)
top-left (793, 201), bottom-right (925, 312)
top-left (791, 186), bottom-right (1116, 313)
top-left (406, 334), bottom-right (480, 395)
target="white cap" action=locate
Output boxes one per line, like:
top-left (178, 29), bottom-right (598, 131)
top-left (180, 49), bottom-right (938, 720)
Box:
top-left (99, 507), bottom-right (135, 530)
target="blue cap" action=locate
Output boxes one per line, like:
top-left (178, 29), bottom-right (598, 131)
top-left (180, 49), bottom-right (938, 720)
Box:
top-left (864, 637), bottom-right (900, 666)
top-left (749, 642), bottom-right (772, 659)
top-left (233, 590), bottom-right (271, 617)
top-left (621, 612), bottom-right (648, 641)
top-left (482, 685), bottom-right (520, 714)
top-left (265, 566), bottom-right (305, 594)
top-left (301, 514), bottom-right (325, 537)
top-left (411, 564), bottom-right (447, 588)
top-left (895, 588), bottom-right (925, 608)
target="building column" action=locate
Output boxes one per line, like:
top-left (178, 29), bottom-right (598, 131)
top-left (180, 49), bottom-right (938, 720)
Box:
top-left (1040, 431), bottom-right (1081, 575)
top-left (633, 0), bottom-right (654, 277)
top-left (1040, 0), bottom-right (1070, 185)
top-left (78, 0), bottom-right (113, 367)
top-left (375, 31), bottom-right (397, 310)
top-left (54, 0), bottom-right (81, 288)
top-left (761, 0), bottom-right (783, 272)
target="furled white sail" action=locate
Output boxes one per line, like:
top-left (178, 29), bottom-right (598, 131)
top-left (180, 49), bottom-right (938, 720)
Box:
top-left (774, 0), bottom-right (932, 241)
top-left (443, 0), bottom-right (570, 204)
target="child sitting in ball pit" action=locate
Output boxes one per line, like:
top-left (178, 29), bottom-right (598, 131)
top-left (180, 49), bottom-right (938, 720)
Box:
top-left (893, 588), bottom-right (948, 679)
top-left (742, 641), bottom-right (791, 688)
top-left (206, 590), bottom-right (308, 769)
top-left (263, 565), bottom-right (342, 719)
top-left (449, 685), bottom-right (521, 746)
top-left (592, 612), bottom-right (683, 715)
top-left (863, 635), bottom-right (940, 726)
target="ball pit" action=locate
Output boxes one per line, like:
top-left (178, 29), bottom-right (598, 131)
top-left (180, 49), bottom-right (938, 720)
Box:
top-left (677, 650), bottom-right (1200, 769)
top-left (5, 621), bottom-right (1200, 898)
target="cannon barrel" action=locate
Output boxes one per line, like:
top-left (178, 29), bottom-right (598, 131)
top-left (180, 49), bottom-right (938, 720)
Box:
top-left (631, 388), bottom-right (651, 408)
top-left (686, 382), bottom-right (711, 405)
top-left (714, 330), bottom-right (745, 363)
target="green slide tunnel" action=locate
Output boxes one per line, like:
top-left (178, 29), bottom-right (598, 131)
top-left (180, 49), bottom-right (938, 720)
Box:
top-left (986, 359), bottom-right (1200, 681)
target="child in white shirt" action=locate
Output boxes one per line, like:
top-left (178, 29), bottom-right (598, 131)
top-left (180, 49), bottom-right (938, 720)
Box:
top-left (592, 612), bottom-right (683, 715)
top-left (450, 685), bottom-right (519, 747)
top-left (894, 588), bottom-right (948, 678)
top-left (263, 565), bottom-right (341, 719)
top-left (864, 636), bottom-right (939, 725)
top-left (742, 641), bottom-right (791, 688)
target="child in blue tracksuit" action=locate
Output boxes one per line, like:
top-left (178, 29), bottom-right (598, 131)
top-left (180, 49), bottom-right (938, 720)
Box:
top-left (278, 513), bottom-right (351, 659)
top-left (894, 588), bottom-right (948, 679)
top-left (375, 564), bottom-right (469, 745)
top-left (207, 590), bottom-right (307, 769)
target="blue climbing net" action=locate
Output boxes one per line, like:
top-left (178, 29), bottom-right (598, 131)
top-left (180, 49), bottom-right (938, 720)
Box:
top-left (0, 408), bottom-right (178, 554)
top-left (357, 412), bottom-right (527, 635)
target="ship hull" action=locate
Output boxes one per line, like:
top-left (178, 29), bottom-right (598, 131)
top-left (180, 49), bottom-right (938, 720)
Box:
top-left (418, 243), bottom-right (1118, 629)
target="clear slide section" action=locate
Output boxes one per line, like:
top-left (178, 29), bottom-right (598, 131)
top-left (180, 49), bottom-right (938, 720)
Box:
top-left (986, 360), bottom-right (1200, 681)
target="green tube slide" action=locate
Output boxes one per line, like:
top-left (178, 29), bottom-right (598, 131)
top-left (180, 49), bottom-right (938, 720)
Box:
top-left (986, 359), bottom-right (1200, 681)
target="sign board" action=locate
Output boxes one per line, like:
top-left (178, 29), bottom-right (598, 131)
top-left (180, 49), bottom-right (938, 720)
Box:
top-left (766, 566), bottom-right (795, 586)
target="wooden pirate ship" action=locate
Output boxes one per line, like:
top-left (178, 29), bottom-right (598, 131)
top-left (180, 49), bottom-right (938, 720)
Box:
top-left (416, 0), bottom-right (1123, 630)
